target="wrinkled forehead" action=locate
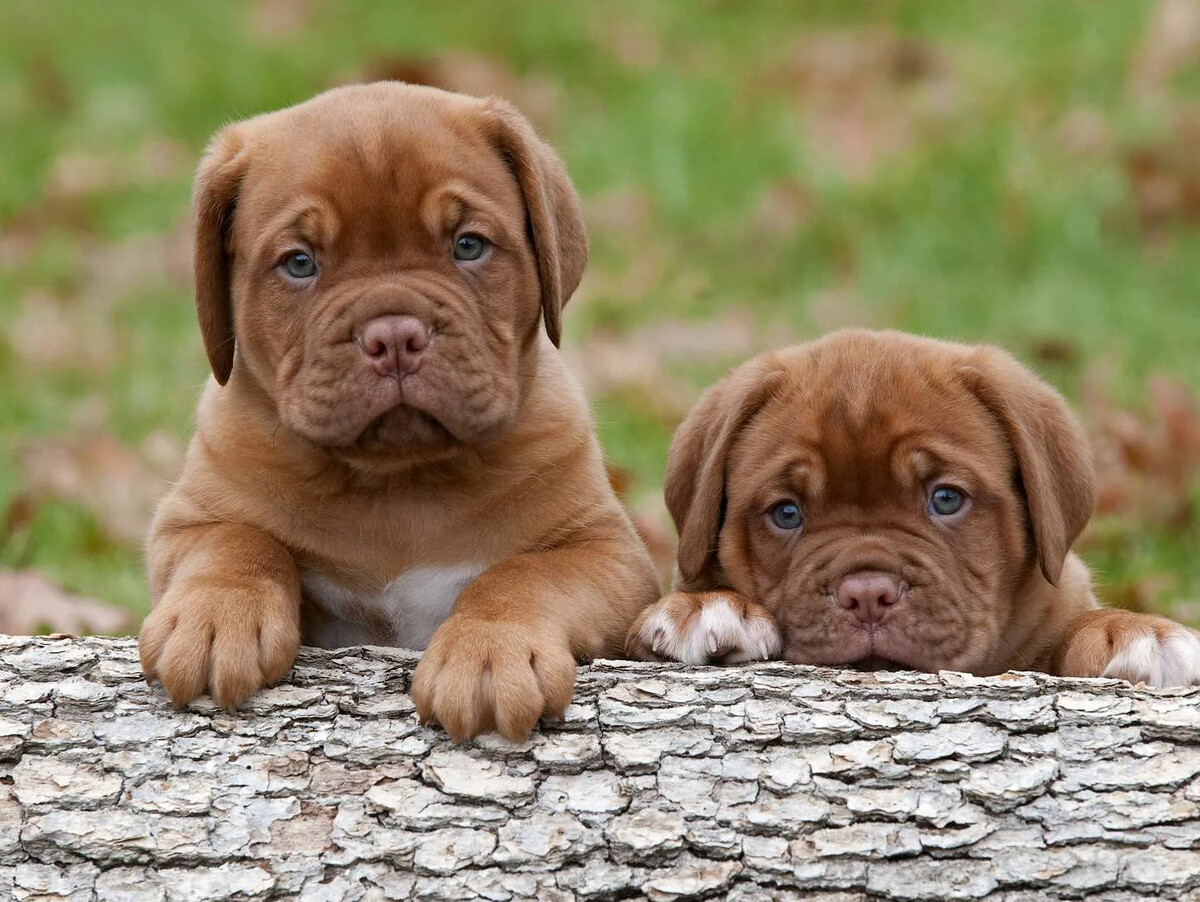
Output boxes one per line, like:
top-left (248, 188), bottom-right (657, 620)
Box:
top-left (731, 358), bottom-right (1012, 500)
top-left (233, 93), bottom-right (523, 244)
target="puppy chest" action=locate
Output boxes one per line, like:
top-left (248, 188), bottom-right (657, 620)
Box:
top-left (301, 563), bottom-right (485, 650)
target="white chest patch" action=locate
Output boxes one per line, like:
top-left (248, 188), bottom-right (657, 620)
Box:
top-left (301, 563), bottom-right (486, 651)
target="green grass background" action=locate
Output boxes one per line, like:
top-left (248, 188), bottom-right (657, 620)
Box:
top-left (2, 0), bottom-right (1199, 626)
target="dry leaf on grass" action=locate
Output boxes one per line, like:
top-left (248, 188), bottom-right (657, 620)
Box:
top-left (1123, 109), bottom-right (1200, 237)
top-left (19, 432), bottom-right (183, 549)
top-left (1056, 108), bottom-right (1114, 161)
top-left (1130, 0), bottom-right (1200, 97)
top-left (0, 569), bottom-right (132, 637)
top-left (350, 54), bottom-right (559, 130)
top-left (584, 189), bottom-right (658, 241)
top-left (46, 137), bottom-right (188, 203)
top-left (565, 313), bottom-right (766, 425)
top-left (768, 28), bottom-right (954, 180)
top-left (750, 181), bottom-right (817, 237)
top-left (246, 0), bottom-right (314, 39)
top-left (11, 292), bottom-right (115, 370)
top-left (6, 224), bottom-right (191, 376)
top-left (1085, 371), bottom-right (1200, 525)
top-left (595, 18), bottom-right (663, 72)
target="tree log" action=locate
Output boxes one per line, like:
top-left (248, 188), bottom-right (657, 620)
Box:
top-left (2, 636), bottom-right (1199, 901)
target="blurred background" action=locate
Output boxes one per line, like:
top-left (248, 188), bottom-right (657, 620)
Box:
top-left (2, 0), bottom-right (1200, 636)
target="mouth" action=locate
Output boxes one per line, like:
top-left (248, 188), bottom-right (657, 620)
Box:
top-left (355, 404), bottom-right (457, 450)
top-left (845, 655), bottom-right (914, 672)
top-left (783, 626), bottom-right (933, 673)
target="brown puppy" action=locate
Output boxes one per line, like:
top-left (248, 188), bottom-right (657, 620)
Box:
top-left (139, 82), bottom-right (659, 739)
top-left (627, 330), bottom-right (1200, 687)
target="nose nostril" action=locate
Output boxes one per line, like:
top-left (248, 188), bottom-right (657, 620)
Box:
top-left (836, 571), bottom-right (902, 623)
top-left (355, 315), bottom-right (430, 377)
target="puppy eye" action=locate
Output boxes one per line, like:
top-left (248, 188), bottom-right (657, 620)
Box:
top-left (281, 252), bottom-right (318, 280)
top-left (929, 485), bottom-right (966, 517)
top-left (769, 501), bottom-right (804, 531)
top-left (453, 233), bottom-right (489, 262)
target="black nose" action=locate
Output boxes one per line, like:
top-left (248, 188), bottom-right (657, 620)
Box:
top-left (355, 315), bottom-right (430, 377)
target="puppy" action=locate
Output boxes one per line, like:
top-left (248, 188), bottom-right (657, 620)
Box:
top-left (139, 82), bottom-right (659, 739)
top-left (627, 330), bottom-right (1200, 687)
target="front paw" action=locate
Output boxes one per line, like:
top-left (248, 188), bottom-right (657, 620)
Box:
top-left (625, 590), bottom-right (782, 664)
top-left (412, 616), bottom-right (575, 741)
top-left (138, 583), bottom-right (300, 710)
top-left (1059, 609), bottom-right (1200, 688)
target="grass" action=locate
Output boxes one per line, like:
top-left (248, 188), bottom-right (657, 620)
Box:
top-left (2, 0), bottom-right (1199, 624)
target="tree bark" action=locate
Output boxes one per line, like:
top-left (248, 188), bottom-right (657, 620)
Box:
top-left (1, 635), bottom-right (1199, 901)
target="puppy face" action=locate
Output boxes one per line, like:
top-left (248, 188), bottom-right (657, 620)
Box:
top-left (667, 331), bottom-right (1095, 673)
top-left (192, 82), bottom-right (585, 461)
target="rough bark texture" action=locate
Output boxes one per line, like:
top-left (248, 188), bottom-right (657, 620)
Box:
top-left (2, 636), bottom-right (1200, 901)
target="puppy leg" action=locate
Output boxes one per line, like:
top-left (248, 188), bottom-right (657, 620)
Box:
top-left (412, 535), bottom-right (657, 741)
top-left (1053, 608), bottom-right (1200, 688)
top-left (140, 523), bottom-right (301, 709)
top-left (625, 590), bottom-right (782, 665)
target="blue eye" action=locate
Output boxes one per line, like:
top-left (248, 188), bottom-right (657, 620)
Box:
top-left (453, 234), bottom-right (488, 261)
top-left (769, 501), bottom-right (804, 531)
top-left (930, 486), bottom-right (965, 516)
top-left (282, 252), bottom-right (317, 280)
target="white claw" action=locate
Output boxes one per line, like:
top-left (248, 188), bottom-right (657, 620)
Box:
top-left (635, 596), bottom-right (781, 665)
top-left (1103, 626), bottom-right (1200, 688)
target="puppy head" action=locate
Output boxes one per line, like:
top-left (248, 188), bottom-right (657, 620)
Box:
top-left (667, 330), bottom-right (1096, 673)
top-left (192, 82), bottom-right (586, 460)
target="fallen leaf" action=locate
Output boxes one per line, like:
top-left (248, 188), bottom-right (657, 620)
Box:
top-left (20, 432), bottom-right (183, 549)
top-left (806, 287), bottom-right (876, 334)
top-left (246, 0), bottom-right (314, 39)
top-left (1027, 336), bottom-right (1081, 368)
top-left (351, 53), bottom-right (559, 130)
top-left (1130, 0), bottom-right (1200, 97)
top-left (1122, 108), bottom-right (1200, 238)
top-left (565, 312), bottom-right (765, 424)
top-left (1083, 367), bottom-right (1200, 526)
top-left (1056, 107), bottom-right (1113, 160)
top-left (769, 28), bottom-right (953, 180)
top-left (595, 18), bottom-right (662, 72)
top-left (46, 136), bottom-right (189, 203)
top-left (750, 181), bottom-right (817, 236)
top-left (0, 569), bottom-right (132, 636)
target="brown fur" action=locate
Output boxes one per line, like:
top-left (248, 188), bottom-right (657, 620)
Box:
top-left (629, 330), bottom-right (1198, 681)
top-left (140, 82), bottom-right (658, 739)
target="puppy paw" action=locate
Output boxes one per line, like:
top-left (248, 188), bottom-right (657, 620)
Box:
top-left (625, 591), bottom-right (782, 664)
top-left (1059, 610), bottom-right (1200, 688)
top-left (138, 584), bottom-right (300, 710)
top-left (412, 616), bottom-right (576, 741)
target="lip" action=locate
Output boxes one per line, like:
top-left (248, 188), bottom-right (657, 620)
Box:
top-left (846, 654), bottom-right (918, 672)
top-left (356, 403), bottom-right (456, 449)
top-left (783, 622), bottom-right (931, 673)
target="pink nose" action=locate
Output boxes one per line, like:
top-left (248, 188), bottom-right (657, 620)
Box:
top-left (355, 315), bottom-right (430, 377)
top-left (835, 571), bottom-right (903, 625)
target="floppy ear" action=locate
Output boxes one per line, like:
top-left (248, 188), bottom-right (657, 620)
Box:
top-left (481, 100), bottom-right (587, 347)
top-left (667, 357), bottom-right (786, 591)
top-left (959, 348), bottom-right (1096, 585)
top-left (192, 126), bottom-right (249, 385)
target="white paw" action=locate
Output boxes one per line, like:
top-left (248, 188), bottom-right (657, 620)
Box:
top-left (1103, 626), bottom-right (1200, 688)
top-left (638, 596), bottom-right (782, 665)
